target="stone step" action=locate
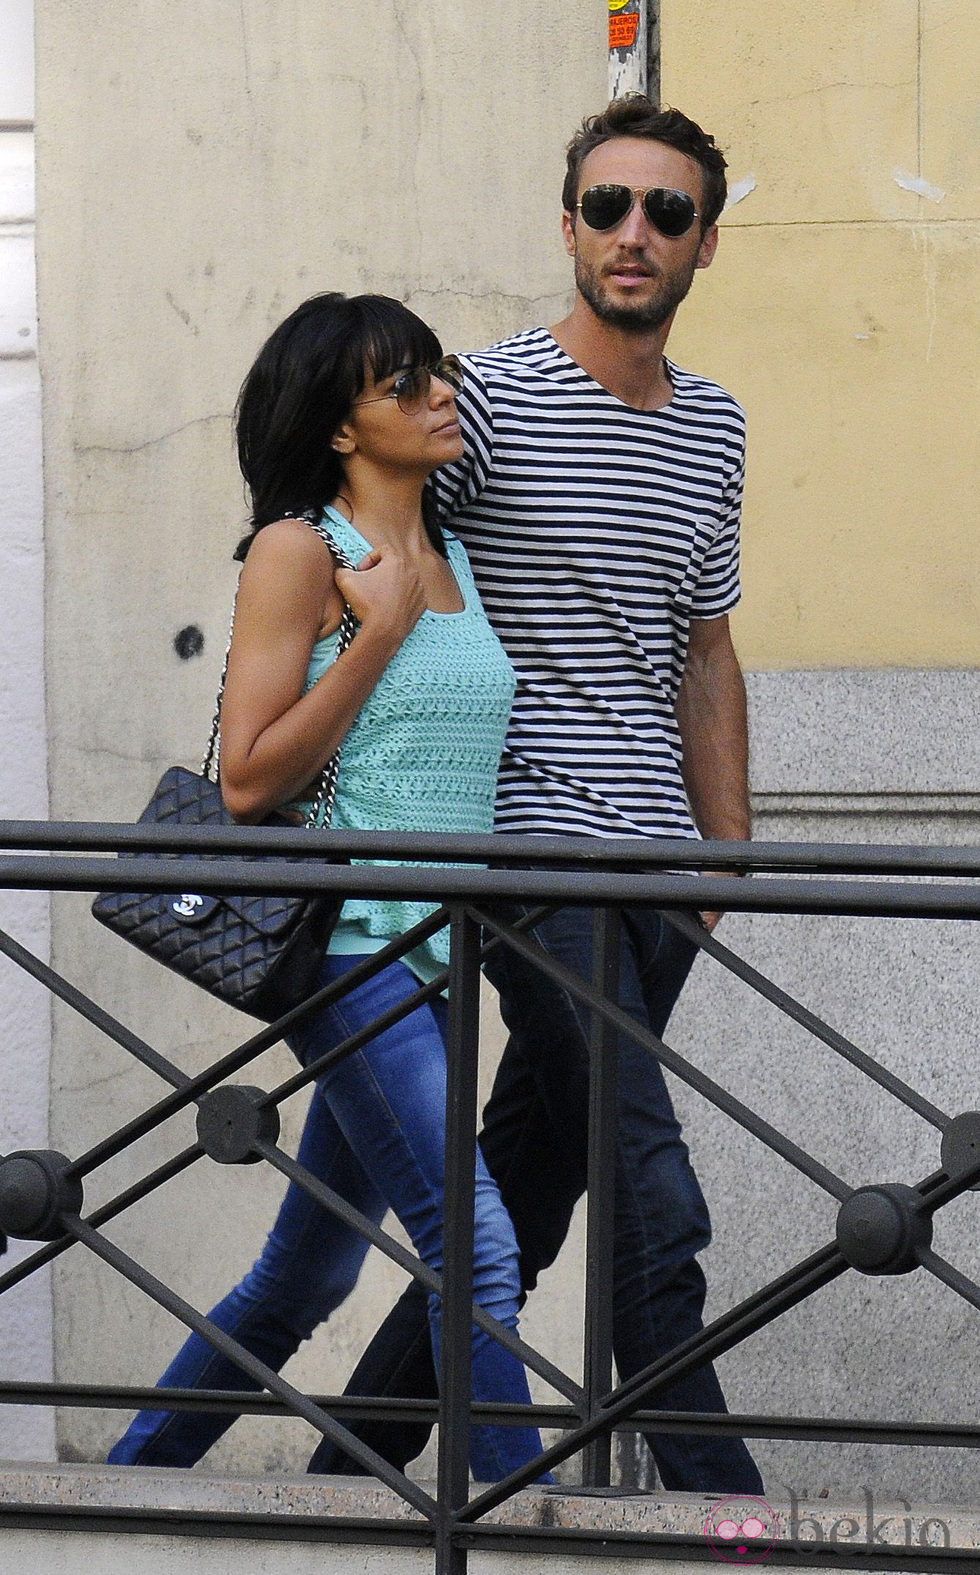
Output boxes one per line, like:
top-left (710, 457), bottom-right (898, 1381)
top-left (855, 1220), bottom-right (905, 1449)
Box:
top-left (0, 1462), bottom-right (975, 1573)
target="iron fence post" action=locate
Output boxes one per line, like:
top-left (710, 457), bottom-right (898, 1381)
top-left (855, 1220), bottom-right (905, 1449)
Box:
top-left (436, 903), bottom-right (483, 1574)
top-left (582, 904), bottom-right (620, 1487)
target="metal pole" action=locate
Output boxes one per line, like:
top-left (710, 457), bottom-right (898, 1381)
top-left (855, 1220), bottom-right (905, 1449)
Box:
top-left (581, 906), bottom-right (620, 1485)
top-left (436, 904), bottom-right (483, 1575)
top-left (608, 0), bottom-right (660, 102)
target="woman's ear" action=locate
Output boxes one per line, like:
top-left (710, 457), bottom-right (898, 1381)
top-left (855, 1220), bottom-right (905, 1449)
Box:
top-left (331, 419), bottom-right (356, 456)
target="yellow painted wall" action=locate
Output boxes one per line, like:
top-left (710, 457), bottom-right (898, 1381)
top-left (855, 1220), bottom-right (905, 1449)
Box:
top-left (662, 0), bottom-right (980, 668)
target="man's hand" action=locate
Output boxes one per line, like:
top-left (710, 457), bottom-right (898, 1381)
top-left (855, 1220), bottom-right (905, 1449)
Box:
top-left (674, 614), bottom-right (751, 932)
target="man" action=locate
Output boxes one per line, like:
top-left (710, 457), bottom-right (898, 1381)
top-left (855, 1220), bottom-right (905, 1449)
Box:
top-left (313, 96), bottom-right (762, 1493)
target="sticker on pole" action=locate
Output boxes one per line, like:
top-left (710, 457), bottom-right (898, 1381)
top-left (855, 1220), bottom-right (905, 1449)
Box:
top-left (609, 7), bottom-right (640, 50)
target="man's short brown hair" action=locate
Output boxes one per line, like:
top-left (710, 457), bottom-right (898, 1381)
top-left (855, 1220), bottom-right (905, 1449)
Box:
top-left (562, 98), bottom-right (728, 231)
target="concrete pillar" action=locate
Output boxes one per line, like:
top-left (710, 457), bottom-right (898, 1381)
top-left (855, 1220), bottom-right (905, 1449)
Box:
top-left (0, 0), bottom-right (55, 1462)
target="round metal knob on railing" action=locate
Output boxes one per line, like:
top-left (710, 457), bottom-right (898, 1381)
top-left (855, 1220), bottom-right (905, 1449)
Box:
top-left (835, 1182), bottom-right (932, 1275)
top-left (196, 1086), bottom-right (280, 1165)
top-left (940, 1111), bottom-right (980, 1192)
top-left (0, 1151), bottom-right (84, 1241)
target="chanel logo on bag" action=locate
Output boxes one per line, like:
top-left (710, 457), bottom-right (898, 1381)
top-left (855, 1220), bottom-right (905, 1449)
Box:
top-left (172, 888), bottom-right (209, 919)
top-left (172, 893), bottom-right (205, 919)
top-left (169, 889), bottom-right (221, 924)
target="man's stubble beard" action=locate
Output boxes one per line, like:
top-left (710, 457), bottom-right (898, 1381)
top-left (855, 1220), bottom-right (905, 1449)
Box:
top-left (573, 251), bottom-right (698, 334)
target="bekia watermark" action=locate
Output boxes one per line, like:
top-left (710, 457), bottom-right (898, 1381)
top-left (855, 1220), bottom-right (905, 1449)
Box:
top-left (703, 1496), bottom-right (778, 1564)
top-left (703, 1488), bottom-right (952, 1564)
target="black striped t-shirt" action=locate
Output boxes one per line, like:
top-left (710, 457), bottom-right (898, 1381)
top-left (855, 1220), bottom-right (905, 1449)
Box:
top-left (430, 327), bottom-right (744, 841)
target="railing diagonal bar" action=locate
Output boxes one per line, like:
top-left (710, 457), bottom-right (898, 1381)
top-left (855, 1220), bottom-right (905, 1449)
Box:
top-left (460, 1241), bottom-right (847, 1521)
top-left (66, 906), bottom-right (556, 1185)
top-left (916, 1164), bottom-right (980, 1212)
top-left (0, 925), bottom-right (189, 1092)
top-left (916, 1246), bottom-right (980, 1315)
top-left (261, 973), bottom-right (450, 1108)
top-left (4, 1131), bottom-right (580, 1412)
top-left (252, 1137), bottom-right (583, 1406)
top-left (472, 906), bottom-right (852, 1202)
top-left (665, 909), bottom-right (950, 1130)
top-left (65, 910), bottom-right (453, 1181)
top-left (258, 906), bottom-right (554, 1110)
top-left (0, 1145), bottom-right (203, 1297)
top-left (61, 1214), bottom-right (438, 1521)
top-left (607, 1244), bottom-right (847, 1414)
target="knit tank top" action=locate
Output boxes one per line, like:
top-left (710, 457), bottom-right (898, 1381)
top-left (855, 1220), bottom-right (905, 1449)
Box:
top-left (293, 507), bottom-right (516, 983)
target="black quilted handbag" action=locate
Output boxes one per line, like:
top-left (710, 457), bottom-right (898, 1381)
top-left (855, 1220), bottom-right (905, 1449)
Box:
top-left (92, 519), bottom-right (356, 1022)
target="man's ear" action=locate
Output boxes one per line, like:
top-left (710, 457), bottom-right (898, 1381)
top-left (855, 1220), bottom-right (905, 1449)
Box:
top-left (696, 223), bottom-right (719, 270)
top-left (561, 209), bottom-right (577, 258)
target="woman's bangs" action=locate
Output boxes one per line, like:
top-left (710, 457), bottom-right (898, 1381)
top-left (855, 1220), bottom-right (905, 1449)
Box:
top-left (363, 300), bottom-right (442, 384)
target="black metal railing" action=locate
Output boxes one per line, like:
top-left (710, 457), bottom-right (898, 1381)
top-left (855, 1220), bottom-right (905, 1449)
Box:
top-left (2, 822), bottom-right (980, 1571)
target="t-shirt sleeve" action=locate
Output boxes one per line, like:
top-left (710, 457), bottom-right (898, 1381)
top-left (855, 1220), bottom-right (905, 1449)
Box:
top-left (690, 437), bottom-right (743, 619)
top-left (427, 357), bottom-right (494, 524)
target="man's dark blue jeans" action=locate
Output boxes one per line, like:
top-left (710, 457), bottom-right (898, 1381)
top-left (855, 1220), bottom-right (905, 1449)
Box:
top-left (311, 906), bottom-right (763, 1493)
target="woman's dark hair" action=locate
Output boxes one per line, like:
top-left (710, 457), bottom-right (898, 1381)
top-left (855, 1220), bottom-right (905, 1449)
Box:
top-left (561, 98), bottom-right (728, 232)
top-left (234, 292), bottom-right (445, 560)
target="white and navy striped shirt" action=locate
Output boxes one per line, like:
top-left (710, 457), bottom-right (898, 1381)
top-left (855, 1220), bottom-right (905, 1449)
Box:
top-left (430, 328), bottom-right (745, 841)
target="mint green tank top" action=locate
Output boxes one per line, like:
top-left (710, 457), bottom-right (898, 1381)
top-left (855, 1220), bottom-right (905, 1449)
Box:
top-left (293, 507), bottom-right (516, 983)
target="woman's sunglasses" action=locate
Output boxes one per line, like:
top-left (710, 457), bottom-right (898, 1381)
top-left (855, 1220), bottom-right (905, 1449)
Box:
top-left (576, 184), bottom-right (699, 238)
top-left (354, 354), bottom-right (464, 416)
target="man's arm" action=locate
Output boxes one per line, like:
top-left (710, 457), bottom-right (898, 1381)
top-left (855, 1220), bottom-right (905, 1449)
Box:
top-left (675, 613), bottom-right (750, 929)
top-left (426, 356), bottom-right (493, 524)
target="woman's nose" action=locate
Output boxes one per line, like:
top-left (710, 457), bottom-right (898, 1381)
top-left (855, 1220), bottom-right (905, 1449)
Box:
top-left (429, 374), bottom-right (455, 406)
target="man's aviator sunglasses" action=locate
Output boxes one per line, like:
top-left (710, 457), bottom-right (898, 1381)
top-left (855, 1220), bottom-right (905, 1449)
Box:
top-left (354, 354), bottom-right (464, 416)
top-left (576, 184), bottom-right (699, 238)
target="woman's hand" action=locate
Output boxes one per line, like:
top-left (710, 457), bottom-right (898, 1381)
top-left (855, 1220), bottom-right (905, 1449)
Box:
top-left (335, 548), bottom-right (426, 650)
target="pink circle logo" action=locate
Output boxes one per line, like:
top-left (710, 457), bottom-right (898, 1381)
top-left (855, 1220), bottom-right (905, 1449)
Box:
top-left (703, 1496), bottom-right (779, 1564)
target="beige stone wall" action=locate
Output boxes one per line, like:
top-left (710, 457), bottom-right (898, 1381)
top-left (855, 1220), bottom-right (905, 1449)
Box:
top-left (0, 0), bottom-right (55, 1464)
top-left (34, 0), bottom-right (604, 1473)
top-left (36, 3), bottom-right (605, 836)
top-left (662, 0), bottom-right (980, 668)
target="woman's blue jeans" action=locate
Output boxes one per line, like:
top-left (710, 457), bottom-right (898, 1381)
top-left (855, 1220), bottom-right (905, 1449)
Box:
top-left (107, 954), bottom-right (547, 1483)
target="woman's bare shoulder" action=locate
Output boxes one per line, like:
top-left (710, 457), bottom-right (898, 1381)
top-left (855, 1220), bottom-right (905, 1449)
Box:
top-left (245, 516), bottom-right (333, 564)
top-left (240, 517), bottom-right (336, 593)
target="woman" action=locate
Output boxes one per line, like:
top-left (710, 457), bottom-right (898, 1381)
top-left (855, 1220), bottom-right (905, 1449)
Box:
top-left (108, 292), bottom-right (547, 1482)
